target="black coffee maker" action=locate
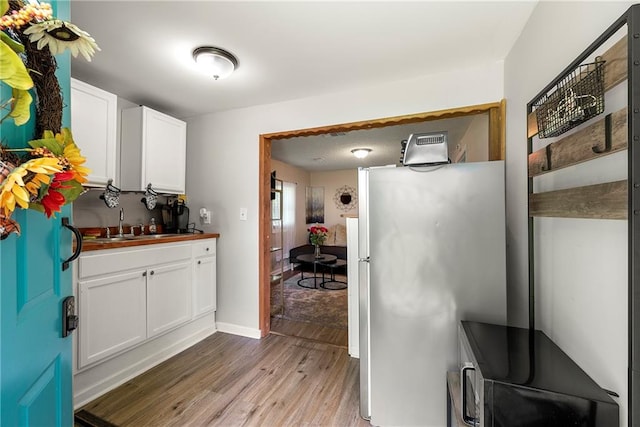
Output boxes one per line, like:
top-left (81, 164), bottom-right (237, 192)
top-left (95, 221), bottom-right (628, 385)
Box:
top-left (162, 200), bottom-right (190, 233)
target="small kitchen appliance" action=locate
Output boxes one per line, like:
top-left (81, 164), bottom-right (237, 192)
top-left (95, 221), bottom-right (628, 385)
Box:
top-left (162, 200), bottom-right (190, 233)
top-left (401, 131), bottom-right (449, 166)
top-left (457, 321), bottom-right (619, 426)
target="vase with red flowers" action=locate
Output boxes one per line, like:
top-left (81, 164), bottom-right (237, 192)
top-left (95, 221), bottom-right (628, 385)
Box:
top-left (309, 225), bottom-right (328, 258)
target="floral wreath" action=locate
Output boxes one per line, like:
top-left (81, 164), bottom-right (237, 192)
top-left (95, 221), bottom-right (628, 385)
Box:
top-left (0, 0), bottom-right (98, 239)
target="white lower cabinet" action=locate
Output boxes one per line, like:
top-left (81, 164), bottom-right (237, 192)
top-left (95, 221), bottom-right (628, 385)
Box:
top-left (147, 261), bottom-right (192, 337)
top-left (78, 270), bottom-right (146, 369)
top-left (76, 239), bottom-right (216, 371)
top-left (193, 241), bottom-right (217, 317)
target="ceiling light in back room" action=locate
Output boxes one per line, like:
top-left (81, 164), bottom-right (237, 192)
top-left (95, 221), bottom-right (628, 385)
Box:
top-left (351, 148), bottom-right (372, 159)
top-left (192, 46), bottom-right (238, 80)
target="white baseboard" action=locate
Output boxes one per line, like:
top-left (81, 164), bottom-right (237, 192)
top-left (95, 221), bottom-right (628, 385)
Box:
top-left (216, 322), bottom-right (262, 339)
top-left (74, 314), bottom-right (216, 408)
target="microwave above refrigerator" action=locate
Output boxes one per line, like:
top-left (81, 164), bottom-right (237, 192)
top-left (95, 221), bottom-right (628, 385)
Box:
top-left (457, 321), bottom-right (619, 427)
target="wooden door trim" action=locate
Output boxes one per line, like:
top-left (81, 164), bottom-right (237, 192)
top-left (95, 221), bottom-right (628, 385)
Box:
top-left (258, 100), bottom-right (506, 336)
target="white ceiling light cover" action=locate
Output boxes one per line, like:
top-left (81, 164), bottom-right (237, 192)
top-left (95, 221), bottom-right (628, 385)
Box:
top-left (351, 148), bottom-right (372, 159)
top-left (193, 46), bottom-right (238, 80)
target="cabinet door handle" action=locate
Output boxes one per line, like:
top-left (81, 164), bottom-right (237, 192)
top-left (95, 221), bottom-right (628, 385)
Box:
top-left (198, 260), bottom-right (201, 265)
top-left (150, 270), bottom-right (155, 276)
top-left (142, 271), bottom-right (147, 277)
top-left (206, 247), bottom-right (209, 251)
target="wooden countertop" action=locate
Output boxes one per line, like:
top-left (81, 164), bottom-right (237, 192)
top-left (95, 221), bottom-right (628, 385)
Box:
top-left (80, 233), bottom-right (220, 252)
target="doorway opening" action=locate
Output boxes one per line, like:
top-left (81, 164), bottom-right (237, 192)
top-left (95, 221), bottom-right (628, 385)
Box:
top-left (258, 100), bottom-right (506, 338)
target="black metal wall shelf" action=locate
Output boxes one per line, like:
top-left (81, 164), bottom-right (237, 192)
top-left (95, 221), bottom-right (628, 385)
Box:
top-left (526, 5), bottom-right (640, 425)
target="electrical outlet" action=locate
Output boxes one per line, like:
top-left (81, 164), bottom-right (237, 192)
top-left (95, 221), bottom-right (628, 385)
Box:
top-left (199, 208), bottom-right (211, 224)
top-left (240, 207), bottom-right (248, 221)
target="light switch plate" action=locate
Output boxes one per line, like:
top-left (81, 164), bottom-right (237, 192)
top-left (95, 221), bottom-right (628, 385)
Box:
top-left (240, 207), bottom-right (247, 221)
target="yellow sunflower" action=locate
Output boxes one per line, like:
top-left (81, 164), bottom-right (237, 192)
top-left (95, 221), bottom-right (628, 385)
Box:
top-left (48, 128), bottom-right (90, 183)
top-left (24, 172), bottom-right (51, 196)
top-left (62, 142), bottom-right (90, 183)
top-left (0, 157), bottom-right (62, 216)
top-left (23, 19), bottom-right (100, 61)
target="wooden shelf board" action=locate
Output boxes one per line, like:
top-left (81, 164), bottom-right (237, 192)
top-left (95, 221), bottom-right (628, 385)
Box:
top-left (528, 107), bottom-right (627, 177)
top-left (529, 180), bottom-right (627, 219)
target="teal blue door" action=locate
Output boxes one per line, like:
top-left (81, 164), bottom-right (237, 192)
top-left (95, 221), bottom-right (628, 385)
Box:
top-left (1, 1), bottom-right (74, 424)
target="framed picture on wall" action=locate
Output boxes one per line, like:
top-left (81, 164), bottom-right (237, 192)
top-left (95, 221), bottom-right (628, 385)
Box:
top-left (305, 187), bottom-right (324, 224)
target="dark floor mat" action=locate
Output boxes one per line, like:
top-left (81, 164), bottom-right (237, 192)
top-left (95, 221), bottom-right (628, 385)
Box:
top-left (75, 410), bottom-right (118, 427)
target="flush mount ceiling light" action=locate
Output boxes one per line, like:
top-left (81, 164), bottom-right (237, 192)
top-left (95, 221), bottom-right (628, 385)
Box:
top-left (192, 46), bottom-right (238, 80)
top-left (351, 148), bottom-right (372, 159)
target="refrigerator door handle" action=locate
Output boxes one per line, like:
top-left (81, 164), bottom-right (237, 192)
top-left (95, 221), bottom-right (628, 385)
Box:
top-left (461, 363), bottom-right (479, 426)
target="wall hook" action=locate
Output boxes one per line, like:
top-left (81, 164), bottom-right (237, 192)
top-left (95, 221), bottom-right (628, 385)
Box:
top-left (592, 113), bottom-right (613, 154)
top-left (541, 144), bottom-right (553, 171)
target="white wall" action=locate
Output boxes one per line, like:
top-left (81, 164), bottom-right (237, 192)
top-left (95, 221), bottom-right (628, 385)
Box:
top-left (269, 163), bottom-right (357, 246)
top-left (271, 159), bottom-right (310, 248)
top-left (185, 61), bottom-right (504, 333)
top-left (504, 2), bottom-right (633, 425)
top-left (456, 113), bottom-right (488, 163)
top-left (309, 169), bottom-right (358, 228)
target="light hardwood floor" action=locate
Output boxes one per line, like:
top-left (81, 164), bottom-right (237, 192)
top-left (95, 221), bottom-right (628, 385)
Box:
top-left (269, 268), bottom-right (349, 348)
top-left (77, 332), bottom-right (369, 427)
top-left (270, 317), bottom-right (348, 348)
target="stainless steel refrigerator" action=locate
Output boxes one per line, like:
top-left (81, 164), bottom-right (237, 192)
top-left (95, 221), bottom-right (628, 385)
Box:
top-left (358, 161), bottom-right (507, 426)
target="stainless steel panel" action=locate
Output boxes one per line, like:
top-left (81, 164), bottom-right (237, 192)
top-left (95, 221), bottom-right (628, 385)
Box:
top-left (357, 167), bottom-right (371, 420)
top-left (459, 325), bottom-right (486, 426)
top-left (368, 161), bottom-right (506, 427)
top-left (357, 167), bottom-right (370, 261)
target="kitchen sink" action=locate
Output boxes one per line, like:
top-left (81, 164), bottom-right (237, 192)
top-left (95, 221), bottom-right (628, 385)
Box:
top-left (129, 233), bottom-right (177, 239)
top-left (84, 234), bottom-right (180, 243)
top-left (89, 236), bottom-right (135, 242)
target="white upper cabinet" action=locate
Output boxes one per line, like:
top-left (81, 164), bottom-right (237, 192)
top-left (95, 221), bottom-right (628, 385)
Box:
top-left (70, 78), bottom-right (118, 187)
top-left (120, 106), bottom-right (186, 194)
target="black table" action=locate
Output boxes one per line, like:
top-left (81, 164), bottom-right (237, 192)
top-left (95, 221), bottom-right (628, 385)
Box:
top-left (319, 259), bottom-right (347, 290)
top-left (295, 253), bottom-right (337, 289)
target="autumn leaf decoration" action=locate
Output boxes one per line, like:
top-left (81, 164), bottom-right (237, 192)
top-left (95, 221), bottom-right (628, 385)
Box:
top-left (0, 0), bottom-right (97, 239)
top-left (0, 128), bottom-right (90, 239)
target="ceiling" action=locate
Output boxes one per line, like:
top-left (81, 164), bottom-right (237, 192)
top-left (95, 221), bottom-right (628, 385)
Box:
top-left (68, 1), bottom-right (536, 172)
top-left (69, 1), bottom-right (536, 120)
top-left (271, 114), bottom-right (482, 171)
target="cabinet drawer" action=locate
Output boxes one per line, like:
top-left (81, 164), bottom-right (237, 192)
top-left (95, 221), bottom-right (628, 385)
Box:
top-left (193, 239), bottom-right (216, 257)
top-left (79, 244), bottom-right (192, 279)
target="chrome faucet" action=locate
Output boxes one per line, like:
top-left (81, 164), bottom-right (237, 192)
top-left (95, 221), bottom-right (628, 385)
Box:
top-left (130, 223), bottom-right (144, 237)
top-left (117, 208), bottom-right (124, 237)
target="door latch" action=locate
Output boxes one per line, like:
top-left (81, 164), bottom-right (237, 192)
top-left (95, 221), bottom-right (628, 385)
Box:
top-left (62, 296), bottom-right (78, 338)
